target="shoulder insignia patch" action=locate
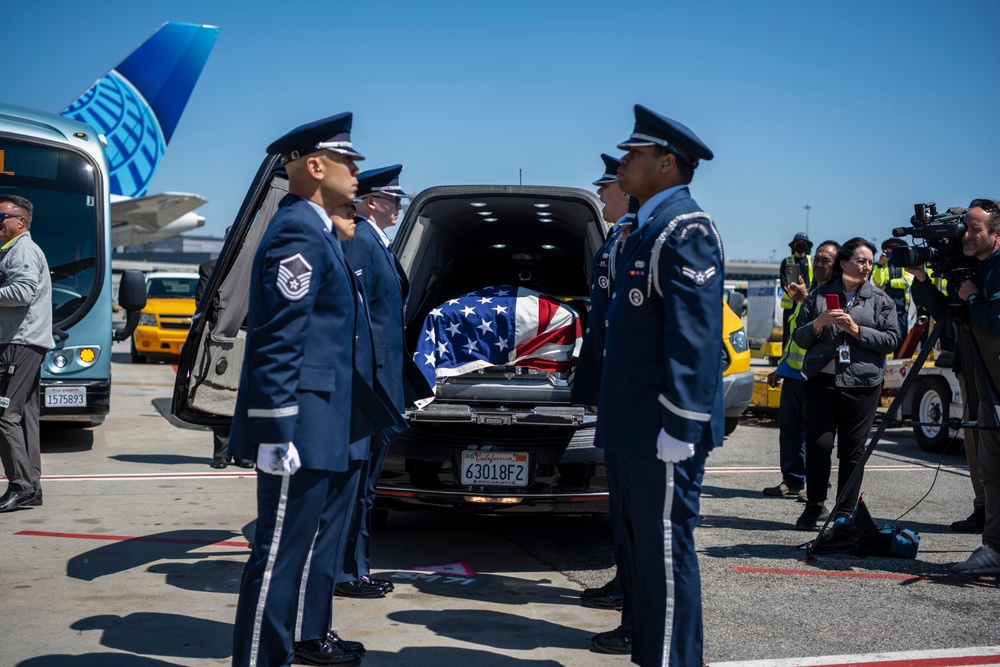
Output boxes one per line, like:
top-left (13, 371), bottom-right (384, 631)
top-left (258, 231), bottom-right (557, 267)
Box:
top-left (277, 253), bottom-right (313, 301)
top-left (682, 265), bottom-right (716, 286)
top-left (679, 220), bottom-right (711, 239)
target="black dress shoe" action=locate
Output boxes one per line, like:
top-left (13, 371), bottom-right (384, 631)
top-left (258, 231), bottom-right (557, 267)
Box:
top-left (232, 458), bottom-right (255, 469)
top-left (581, 588), bottom-right (624, 610)
top-left (293, 638), bottom-right (361, 665)
top-left (0, 490), bottom-right (36, 513)
top-left (26, 488), bottom-right (42, 507)
top-left (951, 507), bottom-right (986, 533)
top-left (209, 459), bottom-right (227, 469)
top-left (335, 578), bottom-right (387, 598)
top-left (361, 574), bottom-right (393, 592)
top-left (581, 579), bottom-right (616, 600)
top-left (592, 625), bottom-right (632, 654)
top-left (326, 631), bottom-right (365, 655)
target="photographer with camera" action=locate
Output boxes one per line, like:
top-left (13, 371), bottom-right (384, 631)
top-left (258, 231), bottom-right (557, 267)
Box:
top-left (906, 199), bottom-right (1000, 574)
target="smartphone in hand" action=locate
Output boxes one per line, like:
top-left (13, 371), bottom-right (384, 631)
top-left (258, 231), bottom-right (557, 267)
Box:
top-left (825, 294), bottom-right (842, 310)
top-left (783, 264), bottom-right (801, 287)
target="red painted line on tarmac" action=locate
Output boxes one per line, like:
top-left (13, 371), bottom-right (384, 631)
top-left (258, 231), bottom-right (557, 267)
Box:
top-left (732, 566), bottom-right (991, 585)
top-left (712, 647), bottom-right (1000, 667)
top-left (14, 530), bottom-right (250, 548)
top-left (757, 657), bottom-right (1000, 667)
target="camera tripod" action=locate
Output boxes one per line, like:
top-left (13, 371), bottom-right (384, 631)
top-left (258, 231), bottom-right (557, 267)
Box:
top-left (804, 306), bottom-right (1000, 557)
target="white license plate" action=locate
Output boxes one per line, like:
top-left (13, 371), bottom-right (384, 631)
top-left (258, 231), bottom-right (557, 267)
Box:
top-left (461, 451), bottom-right (528, 487)
top-left (45, 386), bottom-right (87, 408)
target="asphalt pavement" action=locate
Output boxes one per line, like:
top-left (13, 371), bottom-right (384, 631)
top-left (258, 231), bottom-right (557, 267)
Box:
top-left (0, 344), bottom-right (997, 666)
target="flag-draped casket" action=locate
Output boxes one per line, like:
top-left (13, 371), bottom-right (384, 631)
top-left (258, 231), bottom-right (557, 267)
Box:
top-left (413, 286), bottom-right (583, 390)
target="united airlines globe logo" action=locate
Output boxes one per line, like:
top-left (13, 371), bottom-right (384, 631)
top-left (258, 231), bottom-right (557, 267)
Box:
top-left (63, 70), bottom-right (165, 198)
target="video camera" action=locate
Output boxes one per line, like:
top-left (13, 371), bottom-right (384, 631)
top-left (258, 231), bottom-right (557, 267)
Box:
top-left (889, 202), bottom-right (976, 281)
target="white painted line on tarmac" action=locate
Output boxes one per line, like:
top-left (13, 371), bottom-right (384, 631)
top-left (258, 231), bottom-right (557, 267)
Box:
top-left (705, 464), bottom-right (968, 474)
top-left (28, 471), bottom-right (256, 482)
top-left (0, 464), bottom-right (966, 485)
top-left (710, 645), bottom-right (1000, 667)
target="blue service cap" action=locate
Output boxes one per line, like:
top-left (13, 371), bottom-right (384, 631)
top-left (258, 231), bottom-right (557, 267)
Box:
top-left (617, 104), bottom-right (713, 168)
top-left (593, 154), bottom-right (621, 186)
top-left (267, 112), bottom-right (365, 165)
top-left (357, 164), bottom-right (408, 198)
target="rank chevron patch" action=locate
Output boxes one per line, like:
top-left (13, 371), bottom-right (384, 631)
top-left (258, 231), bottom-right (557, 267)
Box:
top-left (277, 253), bottom-right (313, 300)
top-left (682, 265), bottom-right (716, 286)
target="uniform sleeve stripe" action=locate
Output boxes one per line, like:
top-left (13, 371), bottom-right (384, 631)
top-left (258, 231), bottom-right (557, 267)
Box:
top-left (248, 406), bottom-right (299, 418)
top-left (658, 394), bottom-right (711, 422)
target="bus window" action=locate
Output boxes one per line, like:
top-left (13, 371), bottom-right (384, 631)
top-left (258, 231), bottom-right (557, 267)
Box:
top-left (0, 140), bottom-right (100, 326)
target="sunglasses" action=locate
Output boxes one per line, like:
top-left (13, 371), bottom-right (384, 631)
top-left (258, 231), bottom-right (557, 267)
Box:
top-left (970, 198), bottom-right (1000, 214)
top-left (0, 211), bottom-right (25, 223)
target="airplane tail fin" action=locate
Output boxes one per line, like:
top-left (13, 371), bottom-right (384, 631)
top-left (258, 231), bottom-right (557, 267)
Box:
top-left (61, 22), bottom-right (220, 198)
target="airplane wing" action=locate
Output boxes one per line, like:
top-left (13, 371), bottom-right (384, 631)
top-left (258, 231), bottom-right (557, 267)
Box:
top-left (110, 193), bottom-right (206, 231)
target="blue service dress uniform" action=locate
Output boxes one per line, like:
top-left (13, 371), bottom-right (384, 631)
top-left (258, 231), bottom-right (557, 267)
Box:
top-left (596, 186), bottom-right (724, 667)
top-left (228, 194), bottom-right (390, 667)
top-left (571, 217), bottom-right (633, 633)
top-left (572, 220), bottom-right (629, 408)
top-left (295, 269), bottom-right (405, 647)
top-left (338, 216), bottom-right (411, 584)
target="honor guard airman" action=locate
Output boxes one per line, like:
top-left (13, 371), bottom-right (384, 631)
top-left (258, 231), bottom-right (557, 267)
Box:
top-left (229, 112), bottom-right (400, 667)
top-left (595, 104), bottom-right (723, 667)
top-left (336, 164), bottom-right (430, 599)
top-left (572, 153), bottom-right (635, 654)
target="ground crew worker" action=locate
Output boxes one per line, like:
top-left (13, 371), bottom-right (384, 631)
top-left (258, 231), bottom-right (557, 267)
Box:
top-left (0, 194), bottom-right (54, 513)
top-left (872, 238), bottom-right (913, 356)
top-left (596, 104), bottom-right (722, 667)
top-left (764, 240), bottom-right (839, 500)
top-left (780, 232), bottom-right (813, 347)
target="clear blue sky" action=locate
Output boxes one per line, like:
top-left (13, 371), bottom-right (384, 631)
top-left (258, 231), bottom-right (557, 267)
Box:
top-left (5, 1), bottom-right (999, 261)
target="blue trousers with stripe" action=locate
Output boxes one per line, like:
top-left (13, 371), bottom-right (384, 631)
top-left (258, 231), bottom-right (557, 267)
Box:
top-left (231, 462), bottom-right (362, 667)
top-left (337, 439), bottom-right (389, 583)
top-left (612, 449), bottom-right (707, 667)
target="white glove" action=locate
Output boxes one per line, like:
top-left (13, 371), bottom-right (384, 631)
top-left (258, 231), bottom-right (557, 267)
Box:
top-left (256, 442), bottom-right (301, 476)
top-left (656, 429), bottom-right (695, 463)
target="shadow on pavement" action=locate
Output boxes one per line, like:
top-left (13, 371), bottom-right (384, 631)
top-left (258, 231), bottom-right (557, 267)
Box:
top-left (386, 570), bottom-right (584, 608)
top-left (388, 608), bottom-right (594, 652)
top-left (18, 655), bottom-right (187, 667)
top-left (67, 529), bottom-right (249, 582)
top-left (70, 612), bottom-right (231, 659)
top-left (368, 646), bottom-right (568, 666)
top-left (148, 559), bottom-right (244, 594)
top-left (110, 453), bottom-right (214, 466)
top-left (39, 426), bottom-right (95, 453)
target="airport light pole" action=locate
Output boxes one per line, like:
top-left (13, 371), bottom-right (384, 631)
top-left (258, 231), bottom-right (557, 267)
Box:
top-left (804, 204), bottom-right (811, 238)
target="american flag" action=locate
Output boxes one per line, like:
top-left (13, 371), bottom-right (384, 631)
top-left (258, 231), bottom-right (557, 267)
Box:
top-left (414, 286), bottom-right (582, 390)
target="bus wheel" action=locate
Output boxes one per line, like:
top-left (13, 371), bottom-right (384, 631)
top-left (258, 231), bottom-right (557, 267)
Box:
top-left (724, 416), bottom-right (740, 436)
top-left (130, 339), bottom-right (147, 364)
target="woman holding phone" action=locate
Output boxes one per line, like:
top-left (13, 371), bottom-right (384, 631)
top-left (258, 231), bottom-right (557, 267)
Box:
top-left (790, 237), bottom-right (900, 530)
